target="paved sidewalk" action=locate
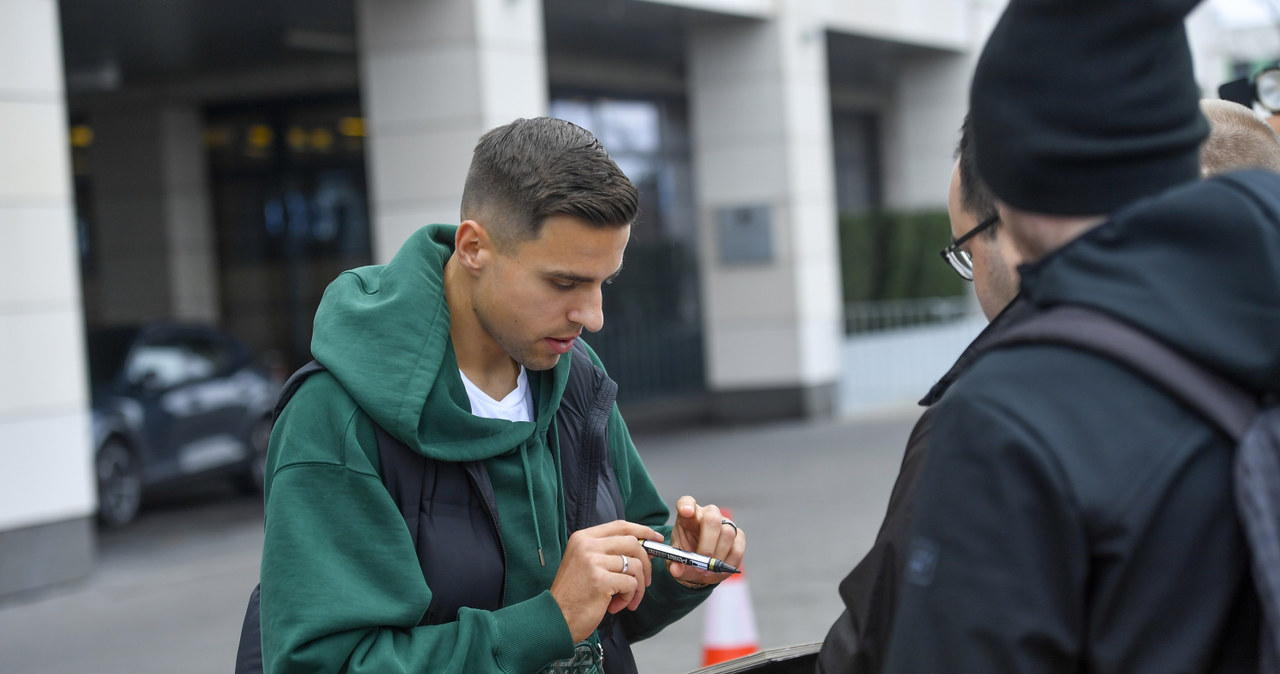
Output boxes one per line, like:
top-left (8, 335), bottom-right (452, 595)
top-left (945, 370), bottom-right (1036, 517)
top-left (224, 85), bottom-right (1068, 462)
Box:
top-left (632, 403), bottom-right (920, 672)
top-left (0, 402), bottom-right (921, 674)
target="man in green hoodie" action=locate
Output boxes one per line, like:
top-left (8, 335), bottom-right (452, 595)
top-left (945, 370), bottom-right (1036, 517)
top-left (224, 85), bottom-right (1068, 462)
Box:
top-left (258, 117), bottom-right (745, 673)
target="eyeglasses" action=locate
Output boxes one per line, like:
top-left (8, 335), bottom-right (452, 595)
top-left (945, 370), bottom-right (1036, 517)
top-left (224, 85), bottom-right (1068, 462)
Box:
top-left (940, 213), bottom-right (999, 281)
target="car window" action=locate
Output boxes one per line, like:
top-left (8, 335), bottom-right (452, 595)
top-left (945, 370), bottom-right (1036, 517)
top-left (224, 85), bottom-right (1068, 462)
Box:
top-left (187, 336), bottom-right (227, 374)
top-left (126, 335), bottom-right (219, 389)
top-left (196, 333), bottom-right (245, 375)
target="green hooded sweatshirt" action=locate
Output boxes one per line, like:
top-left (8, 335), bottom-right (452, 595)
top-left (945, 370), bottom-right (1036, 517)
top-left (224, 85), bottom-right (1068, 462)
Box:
top-left (259, 224), bottom-right (708, 673)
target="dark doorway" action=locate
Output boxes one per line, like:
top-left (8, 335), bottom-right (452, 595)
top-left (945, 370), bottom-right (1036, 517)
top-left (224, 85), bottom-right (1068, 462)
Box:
top-left (205, 96), bottom-right (372, 370)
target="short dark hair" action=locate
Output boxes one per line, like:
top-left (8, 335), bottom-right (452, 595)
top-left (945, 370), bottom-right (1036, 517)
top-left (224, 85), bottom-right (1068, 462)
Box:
top-left (955, 114), bottom-right (1000, 239)
top-left (461, 117), bottom-right (639, 250)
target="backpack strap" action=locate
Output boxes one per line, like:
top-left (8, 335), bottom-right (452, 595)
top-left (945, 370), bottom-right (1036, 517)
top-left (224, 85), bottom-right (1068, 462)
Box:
top-left (238, 359), bottom-right (333, 674)
top-left (986, 304), bottom-right (1258, 440)
top-left (988, 304), bottom-right (1280, 667)
top-left (234, 585), bottom-right (263, 674)
top-left (270, 359), bottom-right (430, 553)
top-left (272, 360), bottom-right (327, 422)
top-left (1238, 408), bottom-right (1280, 671)
top-left (238, 359), bottom-right (433, 673)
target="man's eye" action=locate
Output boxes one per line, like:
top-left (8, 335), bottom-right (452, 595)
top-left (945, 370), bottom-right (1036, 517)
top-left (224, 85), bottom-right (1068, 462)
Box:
top-left (551, 279), bottom-right (577, 289)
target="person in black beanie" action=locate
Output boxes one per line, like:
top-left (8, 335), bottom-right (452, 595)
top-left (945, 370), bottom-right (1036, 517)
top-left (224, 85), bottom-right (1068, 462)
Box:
top-left (969, 0), bottom-right (1208, 220)
top-left (882, 0), bottom-right (1280, 671)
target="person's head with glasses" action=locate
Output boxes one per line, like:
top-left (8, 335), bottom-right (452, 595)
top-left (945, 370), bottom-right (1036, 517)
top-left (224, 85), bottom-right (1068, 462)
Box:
top-left (942, 114), bottom-right (1023, 321)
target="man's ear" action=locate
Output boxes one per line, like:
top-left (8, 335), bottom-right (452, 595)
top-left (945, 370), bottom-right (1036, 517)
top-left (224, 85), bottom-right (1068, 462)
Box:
top-left (455, 220), bottom-right (492, 274)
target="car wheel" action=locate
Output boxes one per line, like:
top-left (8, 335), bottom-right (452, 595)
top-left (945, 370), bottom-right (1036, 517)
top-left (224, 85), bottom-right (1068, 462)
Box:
top-left (239, 416), bottom-right (273, 494)
top-left (97, 439), bottom-right (142, 527)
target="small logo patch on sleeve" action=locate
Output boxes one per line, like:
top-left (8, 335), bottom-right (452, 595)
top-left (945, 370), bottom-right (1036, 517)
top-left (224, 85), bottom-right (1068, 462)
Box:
top-left (905, 537), bottom-right (940, 587)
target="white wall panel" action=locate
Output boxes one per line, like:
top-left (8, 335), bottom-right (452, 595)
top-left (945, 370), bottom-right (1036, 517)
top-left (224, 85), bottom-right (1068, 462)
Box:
top-left (0, 411), bottom-right (95, 531)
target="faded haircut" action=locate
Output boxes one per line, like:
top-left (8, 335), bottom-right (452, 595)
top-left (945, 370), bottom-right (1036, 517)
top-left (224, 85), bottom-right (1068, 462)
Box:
top-left (461, 117), bottom-right (639, 250)
top-left (1200, 99), bottom-right (1280, 177)
top-left (956, 113), bottom-right (1000, 239)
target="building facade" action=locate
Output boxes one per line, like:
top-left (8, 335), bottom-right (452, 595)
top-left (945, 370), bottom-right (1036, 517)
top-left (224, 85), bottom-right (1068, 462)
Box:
top-left (25, 0), bottom-right (1256, 599)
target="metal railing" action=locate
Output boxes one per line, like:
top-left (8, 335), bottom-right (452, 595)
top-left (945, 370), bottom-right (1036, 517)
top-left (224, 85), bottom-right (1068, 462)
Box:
top-left (587, 318), bottom-right (705, 404)
top-left (844, 295), bottom-right (975, 335)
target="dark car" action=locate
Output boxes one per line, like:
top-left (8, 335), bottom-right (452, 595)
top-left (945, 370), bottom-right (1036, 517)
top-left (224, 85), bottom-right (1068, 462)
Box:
top-left (87, 322), bottom-right (280, 526)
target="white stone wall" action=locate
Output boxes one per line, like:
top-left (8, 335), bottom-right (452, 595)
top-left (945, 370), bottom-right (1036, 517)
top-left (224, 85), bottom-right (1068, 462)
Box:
top-left (0, 0), bottom-right (95, 531)
top-left (688, 8), bottom-right (844, 395)
top-left (641, 0), bottom-right (973, 51)
top-left (357, 0), bottom-right (548, 263)
top-left (879, 0), bottom-right (1003, 211)
top-left (635, 0), bottom-right (771, 19)
top-left (824, 0), bottom-right (968, 50)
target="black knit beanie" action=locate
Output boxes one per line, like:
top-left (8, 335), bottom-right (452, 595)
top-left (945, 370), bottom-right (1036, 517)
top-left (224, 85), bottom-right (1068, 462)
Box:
top-left (969, 0), bottom-right (1209, 215)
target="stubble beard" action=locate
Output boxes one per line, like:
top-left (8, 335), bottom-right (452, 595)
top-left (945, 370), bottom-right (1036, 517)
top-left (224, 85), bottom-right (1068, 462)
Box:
top-left (475, 310), bottom-right (559, 372)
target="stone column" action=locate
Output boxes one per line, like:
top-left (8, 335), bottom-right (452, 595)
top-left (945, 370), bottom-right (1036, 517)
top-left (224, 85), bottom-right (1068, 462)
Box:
top-left (881, 53), bottom-right (970, 210)
top-left (881, 0), bottom-right (1003, 210)
top-left (357, 0), bottom-right (548, 262)
top-left (0, 0), bottom-right (95, 599)
top-left (85, 103), bottom-right (219, 325)
top-left (687, 5), bottom-right (844, 421)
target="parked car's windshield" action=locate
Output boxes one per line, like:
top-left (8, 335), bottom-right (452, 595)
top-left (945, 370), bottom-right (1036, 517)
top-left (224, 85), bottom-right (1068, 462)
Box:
top-left (87, 327), bottom-right (140, 386)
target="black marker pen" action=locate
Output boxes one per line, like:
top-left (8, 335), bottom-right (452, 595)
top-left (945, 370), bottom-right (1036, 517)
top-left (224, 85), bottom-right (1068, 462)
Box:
top-left (641, 540), bottom-right (741, 574)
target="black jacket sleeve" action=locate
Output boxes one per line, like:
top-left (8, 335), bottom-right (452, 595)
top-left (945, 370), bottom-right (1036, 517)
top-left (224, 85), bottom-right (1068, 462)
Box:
top-left (816, 407), bottom-right (934, 674)
top-left (882, 388), bottom-right (1087, 673)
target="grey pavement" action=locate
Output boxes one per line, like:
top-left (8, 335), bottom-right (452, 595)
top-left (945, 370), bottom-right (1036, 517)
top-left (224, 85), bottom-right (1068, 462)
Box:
top-left (0, 401), bottom-right (922, 674)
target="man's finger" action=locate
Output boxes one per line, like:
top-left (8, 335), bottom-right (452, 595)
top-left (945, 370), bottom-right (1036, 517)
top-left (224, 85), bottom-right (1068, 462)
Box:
top-left (676, 495), bottom-right (698, 518)
top-left (586, 519), bottom-right (663, 542)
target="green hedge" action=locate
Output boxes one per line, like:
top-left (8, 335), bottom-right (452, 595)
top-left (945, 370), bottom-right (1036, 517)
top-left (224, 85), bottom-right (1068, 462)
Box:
top-left (838, 209), bottom-right (967, 303)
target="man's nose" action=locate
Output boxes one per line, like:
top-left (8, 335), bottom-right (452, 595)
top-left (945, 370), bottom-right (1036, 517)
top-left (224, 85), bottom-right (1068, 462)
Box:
top-left (570, 288), bottom-right (604, 333)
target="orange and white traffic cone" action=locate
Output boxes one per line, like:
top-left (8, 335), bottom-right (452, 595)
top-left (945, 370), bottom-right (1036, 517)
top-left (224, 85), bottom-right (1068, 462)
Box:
top-left (700, 508), bottom-right (758, 666)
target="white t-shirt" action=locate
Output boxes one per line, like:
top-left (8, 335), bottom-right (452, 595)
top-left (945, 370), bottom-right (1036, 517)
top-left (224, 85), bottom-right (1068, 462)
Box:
top-left (459, 366), bottom-right (533, 422)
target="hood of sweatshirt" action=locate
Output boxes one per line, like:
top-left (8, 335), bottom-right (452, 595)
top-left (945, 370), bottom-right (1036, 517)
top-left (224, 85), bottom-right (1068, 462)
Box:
top-left (1019, 169), bottom-right (1280, 396)
top-left (309, 224), bottom-right (570, 460)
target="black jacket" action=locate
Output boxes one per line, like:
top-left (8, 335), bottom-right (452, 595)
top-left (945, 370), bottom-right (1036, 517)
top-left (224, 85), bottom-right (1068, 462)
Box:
top-left (883, 171), bottom-right (1280, 672)
top-left (816, 297), bottom-right (1035, 674)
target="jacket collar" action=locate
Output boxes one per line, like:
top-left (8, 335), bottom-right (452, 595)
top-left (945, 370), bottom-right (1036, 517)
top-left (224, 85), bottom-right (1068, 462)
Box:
top-left (918, 294), bottom-right (1036, 407)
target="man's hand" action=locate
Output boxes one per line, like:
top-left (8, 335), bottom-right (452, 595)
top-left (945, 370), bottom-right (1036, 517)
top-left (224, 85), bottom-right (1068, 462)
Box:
top-left (666, 496), bottom-right (746, 588)
top-left (550, 520), bottom-right (663, 643)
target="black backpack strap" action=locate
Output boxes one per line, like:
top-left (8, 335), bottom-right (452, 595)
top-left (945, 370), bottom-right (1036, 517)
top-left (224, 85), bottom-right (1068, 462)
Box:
top-left (986, 305), bottom-right (1258, 440)
top-left (234, 584), bottom-right (263, 674)
top-left (239, 359), bottom-right (433, 672)
top-left (272, 360), bottom-right (327, 422)
top-left (990, 305), bottom-right (1280, 666)
top-left (270, 358), bottom-right (429, 553)
top-left (237, 359), bottom-right (330, 674)
top-left (1237, 408), bottom-right (1280, 670)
